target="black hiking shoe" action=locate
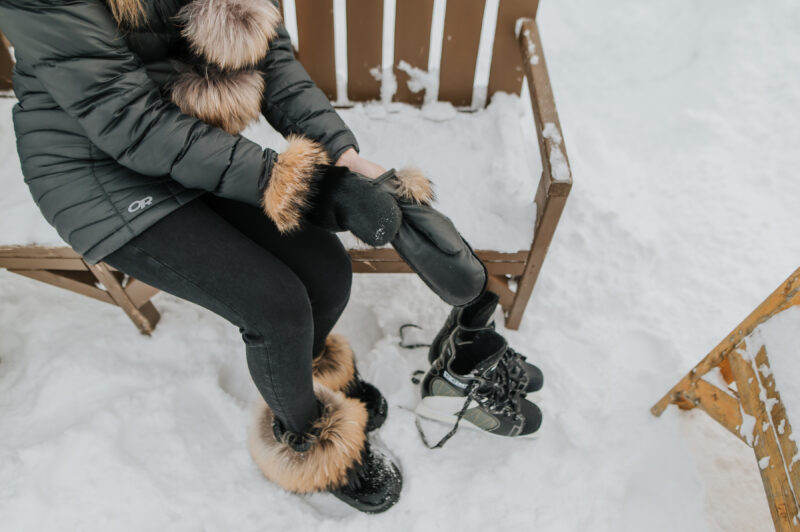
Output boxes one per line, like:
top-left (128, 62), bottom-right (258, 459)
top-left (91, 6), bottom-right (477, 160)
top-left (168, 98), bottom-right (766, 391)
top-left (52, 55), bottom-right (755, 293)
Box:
top-left (428, 291), bottom-right (544, 393)
top-left (415, 328), bottom-right (542, 446)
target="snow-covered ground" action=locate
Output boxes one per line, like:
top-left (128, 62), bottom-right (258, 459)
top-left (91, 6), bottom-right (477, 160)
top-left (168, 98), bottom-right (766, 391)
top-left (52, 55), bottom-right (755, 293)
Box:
top-left (2, 0), bottom-right (800, 530)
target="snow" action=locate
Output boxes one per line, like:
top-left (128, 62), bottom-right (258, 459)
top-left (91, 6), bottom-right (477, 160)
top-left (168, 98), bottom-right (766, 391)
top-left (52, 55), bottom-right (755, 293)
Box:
top-left (3, 0), bottom-right (800, 530)
top-left (0, 94), bottom-right (540, 252)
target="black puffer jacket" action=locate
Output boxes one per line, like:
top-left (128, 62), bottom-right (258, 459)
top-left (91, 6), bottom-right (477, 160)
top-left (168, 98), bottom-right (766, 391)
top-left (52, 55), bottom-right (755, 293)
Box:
top-left (0, 0), bottom-right (358, 262)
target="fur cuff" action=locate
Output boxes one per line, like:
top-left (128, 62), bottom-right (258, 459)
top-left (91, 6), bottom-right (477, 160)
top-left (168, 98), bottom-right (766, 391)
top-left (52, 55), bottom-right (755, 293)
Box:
top-left (170, 69), bottom-right (264, 134)
top-left (313, 335), bottom-right (356, 392)
top-left (395, 167), bottom-right (435, 205)
top-left (248, 385), bottom-right (368, 493)
top-left (177, 0), bottom-right (282, 70)
top-left (263, 135), bottom-right (330, 233)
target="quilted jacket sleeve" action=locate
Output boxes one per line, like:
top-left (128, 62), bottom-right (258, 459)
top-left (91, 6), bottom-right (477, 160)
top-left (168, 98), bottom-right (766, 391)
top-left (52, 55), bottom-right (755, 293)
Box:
top-left (0, 0), bottom-right (274, 207)
top-left (258, 2), bottom-right (359, 163)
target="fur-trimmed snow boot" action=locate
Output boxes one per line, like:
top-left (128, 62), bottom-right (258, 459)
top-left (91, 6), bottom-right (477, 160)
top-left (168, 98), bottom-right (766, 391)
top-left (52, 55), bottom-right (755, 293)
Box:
top-left (314, 335), bottom-right (388, 432)
top-left (428, 291), bottom-right (544, 394)
top-left (248, 385), bottom-right (402, 513)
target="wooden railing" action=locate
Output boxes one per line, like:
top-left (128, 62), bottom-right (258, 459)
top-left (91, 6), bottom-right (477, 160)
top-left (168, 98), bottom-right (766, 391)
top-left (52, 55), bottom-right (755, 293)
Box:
top-left (0, 31), bottom-right (12, 91)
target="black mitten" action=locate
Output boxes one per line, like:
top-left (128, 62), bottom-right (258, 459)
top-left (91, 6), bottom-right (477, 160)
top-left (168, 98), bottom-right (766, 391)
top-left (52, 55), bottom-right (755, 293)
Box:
top-left (260, 135), bottom-right (401, 247)
top-left (306, 165), bottom-right (402, 247)
top-left (374, 168), bottom-right (488, 306)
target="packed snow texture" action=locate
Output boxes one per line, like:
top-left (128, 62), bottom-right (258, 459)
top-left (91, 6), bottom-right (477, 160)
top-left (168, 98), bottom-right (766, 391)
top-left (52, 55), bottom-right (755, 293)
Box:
top-left (3, 0), bottom-right (800, 530)
top-left (0, 94), bottom-right (539, 252)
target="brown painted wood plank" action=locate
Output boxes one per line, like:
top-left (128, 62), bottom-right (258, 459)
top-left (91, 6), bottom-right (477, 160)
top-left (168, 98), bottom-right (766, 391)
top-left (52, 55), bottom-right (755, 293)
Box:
top-left (675, 379), bottom-right (745, 443)
top-left (84, 261), bottom-right (159, 335)
top-left (755, 346), bottom-right (800, 498)
top-left (295, 0), bottom-right (337, 101)
top-left (652, 267), bottom-right (800, 417)
top-left (348, 248), bottom-right (528, 262)
top-left (125, 278), bottom-right (161, 309)
top-left (729, 346), bottom-right (800, 530)
top-left (0, 257), bottom-right (87, 271)
top-left (487, 0), bottom-right (539, 101)
top-left (8, 269), bottom-right (114, 306)
top-left (438, 0), bottom-right (486, 106)
top-left (518, 19), bottom-right (572, 192)
top-left (487, 274), bottom-right (514, 308)
top-left (0, 31), bottom-right (13, 91)
top-left (0, 246), bottom-right (80, 259)
top-left (393, 0), bottom-right (435, 104)
top-left (347, 0), bottom-right (383, 102)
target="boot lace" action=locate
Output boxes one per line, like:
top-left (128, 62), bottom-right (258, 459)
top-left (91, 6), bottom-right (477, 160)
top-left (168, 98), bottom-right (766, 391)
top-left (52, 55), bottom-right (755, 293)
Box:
top-left (416, 358), bottom-right (526, 449)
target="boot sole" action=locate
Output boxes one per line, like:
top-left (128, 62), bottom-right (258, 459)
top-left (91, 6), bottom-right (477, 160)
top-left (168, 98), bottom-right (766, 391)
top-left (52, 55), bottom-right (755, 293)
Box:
top-left (415, 396), bottom-right (541, 440)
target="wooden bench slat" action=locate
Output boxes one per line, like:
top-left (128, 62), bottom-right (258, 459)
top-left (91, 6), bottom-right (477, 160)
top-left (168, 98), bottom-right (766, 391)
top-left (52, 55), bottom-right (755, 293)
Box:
top-left (346, 0), bottom-right (383, 102)
top-left (487, 0), bottom-right (540, 101)
top-left (0, 245), bottom-right (80, 258)
top-left (393, 0), bottom-right (435, 104)
top-left (0, 31), bottom-right (12, 91)
top-left (295, 0), bottom-right (337, 101)
top-left (0, 257), bottom-right (87, 271)
top-left (438, 0), bottom-right (486, 106)
top-left (753, 346), bottom-right (800, 497)
top-left (729, 345), bottom-right (800, 528)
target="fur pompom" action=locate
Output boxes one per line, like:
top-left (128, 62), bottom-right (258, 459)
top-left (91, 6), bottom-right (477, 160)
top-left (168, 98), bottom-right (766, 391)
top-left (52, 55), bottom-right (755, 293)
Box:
top-left (395, 167), bottom-right (435, 205)
top-left (263, 135), bottom-right (330, 233)
top-left (171, 69), bottom-right (264, 134)
top-left (177, 0), bottom-right (282, 69)
top-left (313, 335), bottom-right (356, 392)
top-left (248, 385), bottom-right (368, 493)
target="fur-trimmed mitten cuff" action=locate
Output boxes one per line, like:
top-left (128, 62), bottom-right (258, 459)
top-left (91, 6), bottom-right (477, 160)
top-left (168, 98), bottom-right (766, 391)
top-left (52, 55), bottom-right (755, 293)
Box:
top-left (264, 137), bottom-right (402, 245)
top-left (262, 135), bottom-right (330, 233)
top-left (248, 384), bottom-right (368, 493)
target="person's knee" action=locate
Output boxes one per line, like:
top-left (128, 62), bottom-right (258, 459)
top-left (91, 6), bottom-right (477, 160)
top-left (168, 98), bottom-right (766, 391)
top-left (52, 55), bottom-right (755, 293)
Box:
top-left (239, 271), bottom-right (314, 347)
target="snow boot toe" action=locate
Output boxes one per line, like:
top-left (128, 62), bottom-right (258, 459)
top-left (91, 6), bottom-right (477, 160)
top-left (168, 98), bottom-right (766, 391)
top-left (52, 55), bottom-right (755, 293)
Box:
top-left (248, 384), bottom-right (402, 513)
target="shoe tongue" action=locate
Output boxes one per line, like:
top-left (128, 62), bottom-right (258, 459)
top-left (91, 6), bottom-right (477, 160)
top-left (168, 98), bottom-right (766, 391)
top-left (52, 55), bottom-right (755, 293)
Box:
top-left (472, 347), bottom-right (505, 375)
top-left (461, 292), bottom-right (499, 328)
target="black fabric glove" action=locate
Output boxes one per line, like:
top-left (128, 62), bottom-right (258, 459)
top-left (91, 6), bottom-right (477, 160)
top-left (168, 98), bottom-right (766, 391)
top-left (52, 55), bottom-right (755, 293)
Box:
top-left (261, 136), bottom-right (401, 247)
top-left (374, 168), bottom-right (488, 306)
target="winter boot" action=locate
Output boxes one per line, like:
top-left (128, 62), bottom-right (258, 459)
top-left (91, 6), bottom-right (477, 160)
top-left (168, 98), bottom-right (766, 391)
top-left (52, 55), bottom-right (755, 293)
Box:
top-left (313, 335), bottom-right (388, 432)
top-left (248, 385), bottom-right (402, 513)
top-left (416, 328), bottom-right (542, 445)
top-left (428, 291), bottom-right (544, 393)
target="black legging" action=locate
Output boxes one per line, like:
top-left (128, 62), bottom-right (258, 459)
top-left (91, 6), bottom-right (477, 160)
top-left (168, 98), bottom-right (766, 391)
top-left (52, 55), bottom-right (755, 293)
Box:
top-left (104, 194), bottom-right (353, 434)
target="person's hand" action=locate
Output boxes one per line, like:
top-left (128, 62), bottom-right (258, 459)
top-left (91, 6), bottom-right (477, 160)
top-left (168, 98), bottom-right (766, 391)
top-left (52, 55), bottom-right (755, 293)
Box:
top-left (261, 136), bottom-right (400, 245)
top-left (335, 148), bottom-right (386, 179)
top-left (307, 165), bottom-right (402, 246)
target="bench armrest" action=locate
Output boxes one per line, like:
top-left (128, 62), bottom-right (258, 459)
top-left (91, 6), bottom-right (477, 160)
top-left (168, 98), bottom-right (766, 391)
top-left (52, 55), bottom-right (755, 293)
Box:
top-left (517, 18), bottom-right (572, 201)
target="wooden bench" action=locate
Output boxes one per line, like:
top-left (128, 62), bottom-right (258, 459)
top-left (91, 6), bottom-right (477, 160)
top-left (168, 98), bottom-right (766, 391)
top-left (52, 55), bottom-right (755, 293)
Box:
top-left (652, 268), bottom-right (800, 531)
top-left (0, 0), bottom-right (572, 333)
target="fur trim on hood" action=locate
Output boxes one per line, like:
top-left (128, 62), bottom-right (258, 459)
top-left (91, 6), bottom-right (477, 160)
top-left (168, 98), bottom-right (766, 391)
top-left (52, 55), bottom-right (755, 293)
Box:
top-left (171, 68), bottom-right (265, 134)
top-left (176, 0), bottom-right (282, 70)
top-left (114, 0), bottom-right (283, 134)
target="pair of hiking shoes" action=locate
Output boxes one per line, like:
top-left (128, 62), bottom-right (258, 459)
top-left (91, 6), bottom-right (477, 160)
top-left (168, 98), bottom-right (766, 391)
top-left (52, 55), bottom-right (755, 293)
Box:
top-left (415, 291), bottom-right (544, 445)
